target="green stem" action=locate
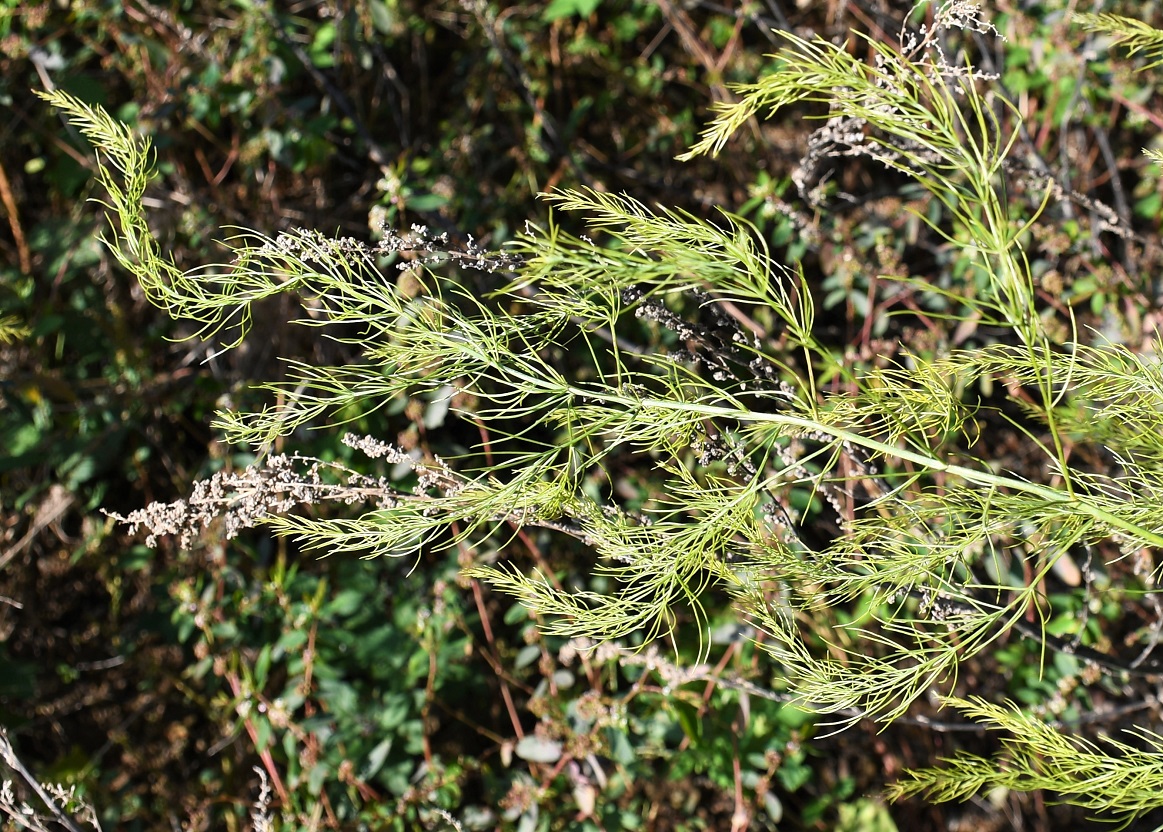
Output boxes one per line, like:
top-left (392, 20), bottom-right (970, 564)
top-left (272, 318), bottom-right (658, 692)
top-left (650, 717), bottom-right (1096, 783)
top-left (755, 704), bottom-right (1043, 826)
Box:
top-left (582, 388), bottom-right (1163, 549)
top-left (454, 326), bottom-right (1163, 549)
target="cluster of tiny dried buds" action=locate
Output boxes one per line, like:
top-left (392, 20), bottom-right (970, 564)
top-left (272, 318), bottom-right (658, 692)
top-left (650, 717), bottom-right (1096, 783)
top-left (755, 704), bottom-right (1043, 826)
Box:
top-left (340, 433), bottom-right (464, 495)
top-left (378, 223), bottom-right (525, 274)
top-left (249, 767), bottom-right (274, 832)
top-left (1, 728), bottom-right (102, 832)
top-left (794, 2), bottom-right (1002, 207)
top-left (106, 446), bottom-right (403, 547)
top-left (109, 430), bottom-right (623, 556)
top-left (622, 285), bottom-right (794, 400)
top-left (250, 227), bottom-right (376, 265)
top-left (251, 223), bottom-right (525, 276)
top-left (795, 0), bottom-right (1139, 249)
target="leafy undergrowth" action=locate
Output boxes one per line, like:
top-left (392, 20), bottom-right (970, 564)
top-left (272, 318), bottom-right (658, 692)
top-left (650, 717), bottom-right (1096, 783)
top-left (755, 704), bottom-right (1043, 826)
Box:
top-left (5, 2), bottom-right (1163, 831)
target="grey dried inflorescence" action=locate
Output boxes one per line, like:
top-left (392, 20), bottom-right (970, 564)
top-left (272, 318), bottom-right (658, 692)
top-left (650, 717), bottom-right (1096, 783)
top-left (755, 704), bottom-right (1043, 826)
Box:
top-left (106, 445), bottom-right (400, 547)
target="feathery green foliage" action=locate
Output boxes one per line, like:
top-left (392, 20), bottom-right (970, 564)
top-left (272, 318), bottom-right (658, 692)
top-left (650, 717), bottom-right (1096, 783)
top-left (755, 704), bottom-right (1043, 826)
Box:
top-left (1076, 12), bottom-right (1163, 71)
top-left (40, 2), bottom-right (1163, 824)
top-left (889, 696), bottom-right (1163, 828)
top-left (0, 315), bottom-right (29, 344)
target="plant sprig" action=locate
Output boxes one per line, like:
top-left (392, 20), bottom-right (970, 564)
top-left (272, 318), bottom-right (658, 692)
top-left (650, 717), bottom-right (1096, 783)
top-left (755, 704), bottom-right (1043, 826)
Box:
top-left (43, 3), bottom-right (1163, 823)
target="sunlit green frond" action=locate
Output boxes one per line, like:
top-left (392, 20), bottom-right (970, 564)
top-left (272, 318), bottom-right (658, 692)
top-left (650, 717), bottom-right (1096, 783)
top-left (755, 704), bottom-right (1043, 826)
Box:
top-left (539, 188), bottom-right (815, 338)
top-left (0, 315), bottom-right (30, 344)
top-left (890, 696), bottom-right (1163, 823)
top-left (755, 604), bottom-right (999, 725)
top-left (1076, 13), bottom-right (1163, 71)
top-left (956, 340), bottom-right (1163, 462)
top-left (816, 358), bottom-right (975, 449)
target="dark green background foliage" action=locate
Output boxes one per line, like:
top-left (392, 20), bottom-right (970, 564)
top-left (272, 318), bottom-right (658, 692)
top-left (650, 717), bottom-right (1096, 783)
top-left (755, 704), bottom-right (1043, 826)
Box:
top-left (2, 1), bottom-right (1163, 830)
